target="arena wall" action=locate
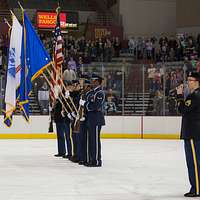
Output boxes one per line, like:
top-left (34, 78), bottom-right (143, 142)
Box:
top-left (119, 0), bottom-right (176, 37)
top-left (176, 0), bottom-right (200, 28)
top-left (0, 116), bottom-right (181, 139)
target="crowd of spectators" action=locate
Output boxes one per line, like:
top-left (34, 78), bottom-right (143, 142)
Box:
top-left (40, 34), bottom-right (121, 68)
top-left (2, 30), bottom-right (200, 116)
top-left (128, 33), bottom-right (200, 63)
top-left (147, 63), bottom-right (186, 116)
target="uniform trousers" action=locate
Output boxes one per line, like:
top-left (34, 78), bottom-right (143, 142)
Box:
top-left (56, 121), bottom-right (72, 156)
top-left (87, 124), bottom-right (102, 165)
top-left (184, 139), bottom-right (200, 194)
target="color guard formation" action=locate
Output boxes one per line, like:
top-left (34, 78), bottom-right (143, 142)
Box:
top-left (52, 73), bottom-right (105, 167)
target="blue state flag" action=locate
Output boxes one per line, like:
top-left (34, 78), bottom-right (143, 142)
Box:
top-left (19, 11), bottom-right (52, 122)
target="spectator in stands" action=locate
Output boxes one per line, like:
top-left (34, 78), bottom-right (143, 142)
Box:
top-left (77, 36), bottom-right (86, 55)
top-left (38, 81), bottom-right (49, 114)
top-left (168, 96), bottom-right (177, 116)
top-left (128, 37), bottom-right (136, 55)
top-left (107, 88), bottom-right (118, 106)
top-left (104, 96), bottom-right (117, 115)
top-left (170, 71), bottom-right (178, 89)
top-left (67, 35), bottom-right (75, 51)
top-left (113, 37), bottom-right (121, 57)
top-left (114, 71), bottom-right (123, 92)
top-left (96, 38), bottom-right (104, 62)
top-left (104, 38), bottom-right (112, 62)
top-left (154, 69), bottom-right (161, 91)
top-left (165, 73), bottom-right (171, 96)
top-left (153, 90), bottom-right (164, 116)
top-left (147, 64), bottom-right (156, 92)
top-left (160, 40), bottom-right (168, 62)
top-left (176, 68), bottom-right (184, 83)
top-left (136, 37), bottom-right (143, 59)
top-left (105, 74), bottom-right (114, 90)
top-left (63, 64), bottom-right (77, 82)
top-left (146, 39), bottom-right (153, 60)
top-left (68, 56), bottom-right (77, 71)
top-left (89, 41), bottom-right (97, 62)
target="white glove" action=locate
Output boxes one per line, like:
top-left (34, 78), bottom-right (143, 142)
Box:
top-left (65, 90), bottom-right (70, 98)
top-left (80, 117), bottom-right (85, 122)
top-left (71, 111), bottom-right (77, 118)
top-left (67, 113), bottom-right (73, 120)
top-left (79, 99), bottom-right (86, 106)
top-left (49, 106), bottom-right (52, 112)
top-left (75, 113), bottom-right (80, 121)
top-left (61, 110), bottom-right (65, 117)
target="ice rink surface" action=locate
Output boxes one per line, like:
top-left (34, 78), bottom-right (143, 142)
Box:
top-left (0, 139), bottom-right (189, 200)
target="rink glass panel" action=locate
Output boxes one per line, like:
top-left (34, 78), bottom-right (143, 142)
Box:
top-left (0, 62), bottom-right (186, 116)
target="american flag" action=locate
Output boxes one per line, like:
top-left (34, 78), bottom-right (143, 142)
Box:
top-left (50, 6), bottom-right (64, 102)
top-left (54, 6), bottom-right (64, 67)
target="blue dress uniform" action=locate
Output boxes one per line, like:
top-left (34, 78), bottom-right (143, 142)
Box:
top-left (177, 72), bottom-right (200, 197)
top-left (69, 88), bottom-right (81, 162)
top-left (85, 82), bottom-right (105, 167)
top-left (79, 87), bottom-right (93, 165)
top-left (53, 99), bottom-right (72, 157)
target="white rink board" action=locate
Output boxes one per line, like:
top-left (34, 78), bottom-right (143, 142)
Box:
top-left (0, 116), bottom-right (182, 135)
top-left (143, 116), bottom-right (181, 135)
top-left (102, 116), bottom-right (141, 134)
top-left (0, 116), bottom-right (50, 134)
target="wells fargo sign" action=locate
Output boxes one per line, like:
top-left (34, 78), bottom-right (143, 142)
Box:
top-left (37, 12), bottom-right (66, 29)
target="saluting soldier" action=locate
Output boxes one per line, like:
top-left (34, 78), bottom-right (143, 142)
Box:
top-left (177, 71), bottom-right (200, 197)
top-left (79, 74), bottom-right (105, 167)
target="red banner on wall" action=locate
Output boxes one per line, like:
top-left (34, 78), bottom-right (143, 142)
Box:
top-left (37, 12), bottom-right (66, 29)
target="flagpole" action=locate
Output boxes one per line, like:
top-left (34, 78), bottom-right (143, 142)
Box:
top-left (45, 66), bottom-right (74, 113)
top-left (48, 63), bottom-right (78, 114)
top-left (4, 17), bottom-right (11, 28)
top-left (42, 72), bottom-right (70, 114)
top-left (18, 1), bottom-right (24, 11)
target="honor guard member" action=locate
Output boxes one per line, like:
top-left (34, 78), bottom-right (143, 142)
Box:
top-left (78, 78), bottom-right (92, 165)
top-left (62, 80), bottom-right (75, 159)
top-left (53, 85), bottom-right (70, 157)
top-left (69, 80), bottom-right (81, 163)
top-left (80, 74), bottom-right (105, 167)
top-left (176, 71), bottom-right (200, 197)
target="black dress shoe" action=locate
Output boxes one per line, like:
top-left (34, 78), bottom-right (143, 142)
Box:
top-left (78, 161), bottom-right (86, 165)
top-left (88, 163), bottom-right (102, 167)
top-left (54, 154), bottom-right (65, 157)
top-left (62, 155), bottom-right (72, 159)
top-left (69, 156), bottom-right (79, 163)
top-left (84, 161), bottom-right (102, 167)
top-left (184, 192), bottom-right (200, 197)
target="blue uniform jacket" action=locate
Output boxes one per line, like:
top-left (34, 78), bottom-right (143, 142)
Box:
top-left (85, 86), bottom-right (105, 126)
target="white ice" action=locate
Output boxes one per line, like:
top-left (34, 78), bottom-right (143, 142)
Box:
top-left (0, 139), bottom-right (189, 200)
